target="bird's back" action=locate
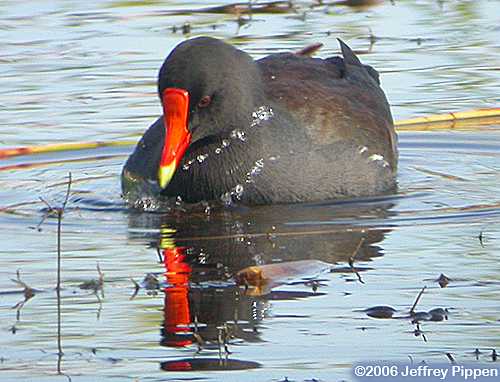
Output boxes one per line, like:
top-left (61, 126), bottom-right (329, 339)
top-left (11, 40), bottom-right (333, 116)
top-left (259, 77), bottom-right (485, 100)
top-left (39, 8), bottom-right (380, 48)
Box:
top-left (257, 43), bottom-right (397, 172)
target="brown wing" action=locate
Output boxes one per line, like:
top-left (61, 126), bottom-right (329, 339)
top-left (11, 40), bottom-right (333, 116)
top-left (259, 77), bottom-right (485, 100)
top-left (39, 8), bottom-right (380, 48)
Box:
top-left (257, 39), bottom-right (397, 170)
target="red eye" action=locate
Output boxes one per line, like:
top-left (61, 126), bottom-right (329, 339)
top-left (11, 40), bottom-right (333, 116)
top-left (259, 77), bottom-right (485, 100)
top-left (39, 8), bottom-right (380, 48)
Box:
top-left (198, 95), bottom-right (211, 108)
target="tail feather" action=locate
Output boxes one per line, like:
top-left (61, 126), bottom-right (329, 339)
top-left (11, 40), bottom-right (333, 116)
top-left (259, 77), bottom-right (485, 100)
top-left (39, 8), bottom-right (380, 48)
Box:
top-left (337, 38), bottom-right (363, 66)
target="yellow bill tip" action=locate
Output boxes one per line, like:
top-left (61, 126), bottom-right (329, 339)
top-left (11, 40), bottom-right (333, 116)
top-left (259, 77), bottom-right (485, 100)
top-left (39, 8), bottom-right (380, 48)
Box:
top-left (158, 161), bottom-right (177, 189)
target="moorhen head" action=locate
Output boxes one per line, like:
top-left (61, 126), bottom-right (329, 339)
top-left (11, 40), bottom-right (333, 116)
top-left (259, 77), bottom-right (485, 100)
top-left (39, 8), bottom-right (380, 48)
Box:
top-left (122, 37), bottom-right (397, 207)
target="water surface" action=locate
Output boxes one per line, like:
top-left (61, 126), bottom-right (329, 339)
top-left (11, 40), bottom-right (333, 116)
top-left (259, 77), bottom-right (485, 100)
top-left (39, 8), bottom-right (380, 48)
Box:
top-left (0, 1), bottom-right (499, 381)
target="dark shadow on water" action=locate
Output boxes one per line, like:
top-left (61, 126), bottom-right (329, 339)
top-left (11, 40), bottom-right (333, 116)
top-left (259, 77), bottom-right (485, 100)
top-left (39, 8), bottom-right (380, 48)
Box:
top-left (127, 199), bottom-right (396, 267)
top-left (126, 199), bottom-right (395, 370)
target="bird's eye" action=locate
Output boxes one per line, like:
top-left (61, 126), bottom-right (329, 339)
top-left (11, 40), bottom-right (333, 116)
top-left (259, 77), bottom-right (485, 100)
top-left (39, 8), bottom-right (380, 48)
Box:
top-left (198, 95), bottom-right (212, 108)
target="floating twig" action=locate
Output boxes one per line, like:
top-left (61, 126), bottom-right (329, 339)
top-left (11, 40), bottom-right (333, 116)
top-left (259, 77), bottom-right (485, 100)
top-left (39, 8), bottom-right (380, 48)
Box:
top-left (446, 353), bottom-right (456, 364)
top-left (193, 332), bottom-right (205, 353)
top-left (33, 197), bottom-right (59, 231)
top-left (413, 323), bottom-right (427, 343)
top-left (478, 231), bottom-right (485, 247)
top-left (295, 42), bottom-right (323, 56)
top-left (38, 172), bottom-right (72, 377)
top-left (57, 173), bottom-right (71, 368)
top-left (156, 247), bottom-right (163, 263)
top-left (11, 269), bottom-right (35, 301)
top-left (409, 286), bottom-right (427, 315)
top-left (1, 109), bottom-right (499, 161)
top-left (396, 108), bottom-right (500, 130)
top-left (79, 263), bottom-right (105, 301)
top-left (11, 270), bottom-right (35, 321)
top-left (130, 278), bottom-right (140, 300)
top-left (474, 348), bottom-right (481, 361)
top-left (348, 237), bottom-right (366, 284)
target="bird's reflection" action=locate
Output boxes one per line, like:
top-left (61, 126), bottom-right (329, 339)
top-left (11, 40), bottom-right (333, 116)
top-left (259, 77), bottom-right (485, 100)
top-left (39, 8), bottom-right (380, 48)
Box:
top-left (158, 227), bottom-right (267, 371)
top-left (127, 199), bottom-right (396, 371)
top-left (161, 246), bottom-right (193, 348)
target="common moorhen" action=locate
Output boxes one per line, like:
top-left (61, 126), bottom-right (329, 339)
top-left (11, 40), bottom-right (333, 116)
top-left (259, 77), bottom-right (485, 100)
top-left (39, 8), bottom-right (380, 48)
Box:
top-left (122, 37), bottom-right (397, 205)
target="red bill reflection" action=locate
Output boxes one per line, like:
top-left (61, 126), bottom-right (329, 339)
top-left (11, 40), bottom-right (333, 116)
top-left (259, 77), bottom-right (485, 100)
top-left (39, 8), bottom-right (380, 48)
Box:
top-left (162, 247), bottom-right (193, 347)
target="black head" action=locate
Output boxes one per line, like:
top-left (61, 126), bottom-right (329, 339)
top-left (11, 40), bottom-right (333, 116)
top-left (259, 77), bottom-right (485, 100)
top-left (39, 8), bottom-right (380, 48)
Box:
top-left (158, 37), bottom-right (264, 141)
top-left (156, 37), bottom-right (265, 190)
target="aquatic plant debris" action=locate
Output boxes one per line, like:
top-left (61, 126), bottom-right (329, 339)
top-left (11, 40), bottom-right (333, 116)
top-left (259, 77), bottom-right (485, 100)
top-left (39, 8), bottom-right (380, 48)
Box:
top-left (79, 263), bottom-right (105, 301)
top-left (436, 273), bottom-right (451, 288)
top-left (348, 237), bottom-right (366, 284)
top-left (1, 108), bottom-right (499, 160)
top-left (235, 259), bottom-right (332, 296)
top-left (364, 306), bottom-right (397, 319)
top-left (30, 172), bottom-right (73, 379)
top-left (11, 270), bottom-right (36, 321)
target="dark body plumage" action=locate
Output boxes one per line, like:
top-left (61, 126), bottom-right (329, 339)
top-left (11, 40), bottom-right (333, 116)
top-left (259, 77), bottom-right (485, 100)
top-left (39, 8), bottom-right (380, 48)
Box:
top-left (122, 37), bottom-right (397, 205)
